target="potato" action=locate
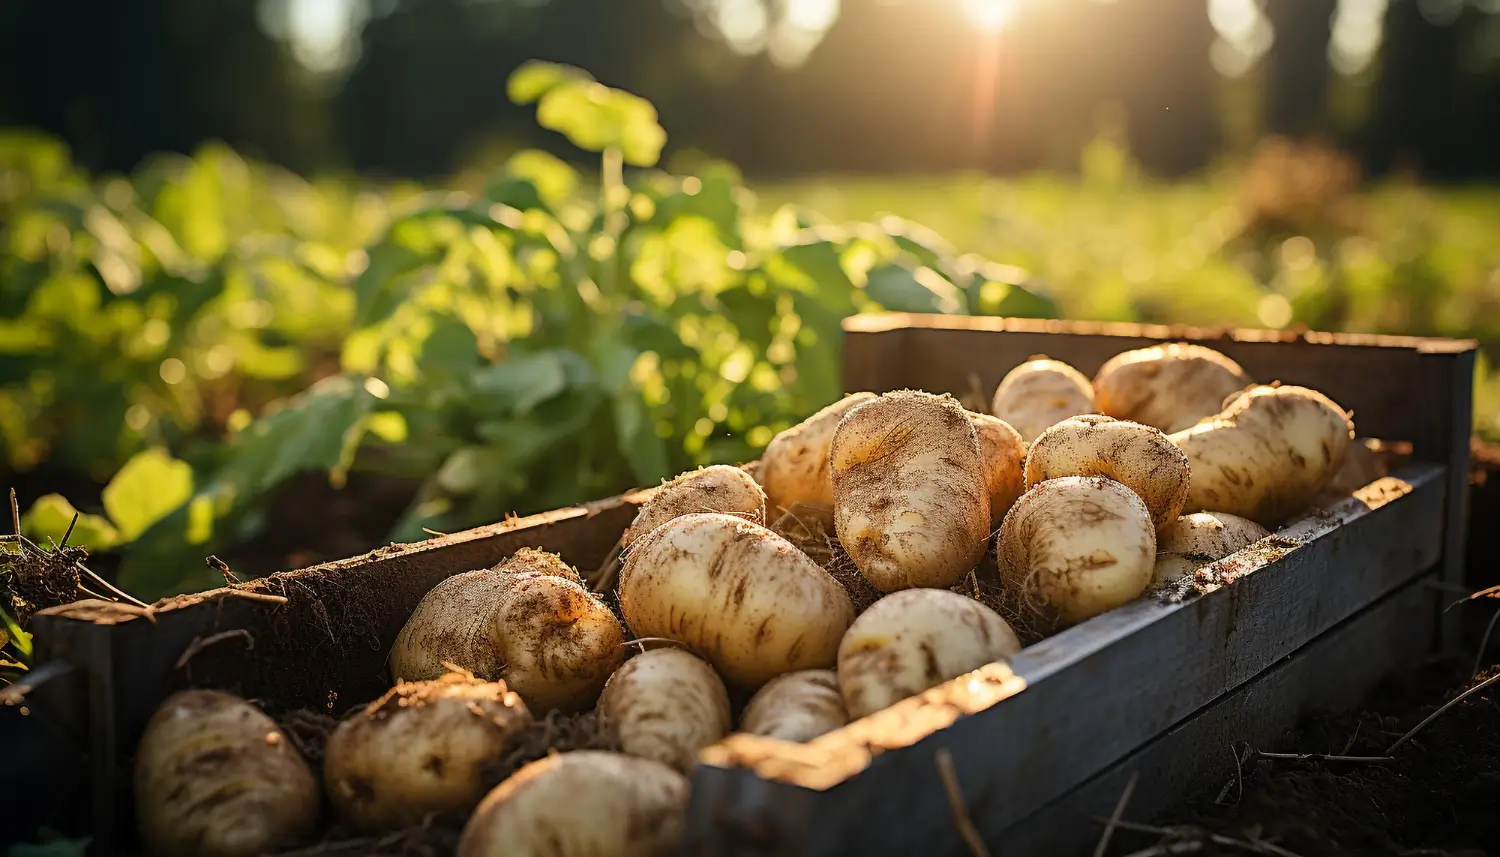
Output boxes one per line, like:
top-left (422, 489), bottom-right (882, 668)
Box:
top-left (134, 690), bottom-right (319, 857)
top-left (739, 669), bottom-right (848, 742)
top-left (759, 392), bottom-right (878, 516)
top-left (1153, 511), bottom-right (1271, 585)
top-left (597, 647), bottom-right (731, 772)
top-left (1314, 437), bottom-right (1390, 505)
top-left (1170, 384), bottom-right (1355, 526)
top-left (458, 751), bottom-right (689, 857)
top-left (619, 513), bottom-right (855, 687)
top-left (837, 589), bottom-right (1021, 720)
top-left (969, 411), bottom-right (1027, 526)
top-left (323, 671), bottom-right (531, 833)
top-left (622, 464), bottom-right (766, 549)
top-left (831, 390), bottom-right (990, 591)
top-left (998, 476), bottom-right (1156, 629)
top-left (1024, 414), bottom-right (1190, 533)
top-left (391, 548), bottom-right (626, 712)
top-left (1093, 343), bottom-right (1254, 433)
top-left (990, 357), bottom-right (1095, 442)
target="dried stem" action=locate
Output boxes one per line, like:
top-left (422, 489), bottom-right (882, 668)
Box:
top-left (1094, 770), bottom-right (1140, 857)
top-left (1474, 606), bottom-right (1500, 681)
top-left (175, 630), bottom-right (255, 669)
top-left (935, 747), bottom-right (991, 857)
top-left (1386, 671), bottom-right (1500, 755)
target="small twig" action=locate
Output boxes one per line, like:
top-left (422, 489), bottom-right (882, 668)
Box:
top-left (1120, 845), bottom-right (1202, 857)
top-left (175, 630), bottom-right (255, 669)
top-left (1093, 819), bottom-right (1306, 857)
top-left (935, 747), bottom-right (991, 857)
top-left (0, 660), bottom-right (72, 705)
top-left (9, 488), bottom-right (19, 539)
top-left (421, 527), bottom-right (449, 538)
top-left (79, 566), bottom-right (148, 608)
top-left (592, 538), bottom-right (625, 593)
top-left (1340, 721), bottom-right (1362, 756)
top-left (207, 556), bottom-right (240, 586)
top-left (1474, 606), bottom-right (1500, 680)
top-left (77, 584), bottom-right (111, 601)
top-left (60, 512), bottom-right (78, 548)
top-left (1214, 742), bottom-right (1248, 806)
top-left (223, 589), bottom-right (290, 605)
top-left (1253, 751), bottom-right (1392, 764)
top-left (1386, 671), bottom-right (1500, 754)
top-left (1094, 770), bottom-right (1140, 857)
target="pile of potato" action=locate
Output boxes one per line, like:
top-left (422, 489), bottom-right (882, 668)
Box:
top-left (133, 341), bottom-right (1362, 857)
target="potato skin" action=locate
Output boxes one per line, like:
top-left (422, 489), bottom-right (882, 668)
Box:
top-left (998, 476), bottom-right (1157, 629)
top-left (837, 589), bottom-right (1021, 720)
top-left (623, 464), bottom-right (766, 548)
top-left (1024, 415), bottom-right (1190, 533)
top-left (1153, 511), bottom-right (1270, 585)
top-left (390, 548), bottom-right (626, 712)
top-left (1314, 437), bottom-right (1389, 505)
top-left (597, 648), bottom-right (731, 772)
top-left (970, 412), bottom-right (1027, 526)
top-left (1094, 343), bottom-right (1253, 434)
top-left (618, 513), bottom-right (855, 687)
top-left (739, 669), bottom-right (848, 743)
top-left (991, 358), bottom-right (1095, 443)
top-left (1170, 384), bottom-right (1354, 526)
top-left (323, 672), bottom-right (531, 833)
top-left (831, 390), bottom-right (990, 591)
top-left (135, 690), bottom-right (319, 857)
top-left (759, 392), bottom-right (878, 516)
top-left (458, 751), bottom-right (689, 857)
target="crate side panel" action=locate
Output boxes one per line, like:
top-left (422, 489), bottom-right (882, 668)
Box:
top-left (996, 573), bottom-right (1436, 857)
top-left (684, 469), bottom-right (1443, 856)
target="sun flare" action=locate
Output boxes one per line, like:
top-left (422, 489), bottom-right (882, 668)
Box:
top-left (964, 0), bottom-right (1017, 32)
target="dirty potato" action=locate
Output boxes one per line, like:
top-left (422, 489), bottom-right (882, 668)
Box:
top-left (322, 671), bottom-right (531, 833)
top-left (969, 411), bottom-right (1027, 526)
top-left (998, 476), bottom-right (1157, 629)
top-left (1093, 343), bottom-right (1254, 433)
top-left (738, 670), bottom-right (848, 743)
top-left (1024, 414), bottom-right (1190, 533)
top-left (1170, 384), bottom-right (1355, 526)
top-left (990, 357), bottom-right (1095, 443)
top-left (458, 751), bottom-right (689, 857)
top-left (837, 589), bottom-right (1021, 720)
top-left (622, 464), bottom-right (766, 549)
top-left (390, 548), bottom-right (626, 712)
top-left (134, 690), bottom-right (320, 857)
top-left (597, 647), bottom-right (731, 772)
top-left (758, 392), bottom-right (878, 516)
top-left (1152, 511), bottom-right (1270, 585)
top-left (618, 513), bottom-right (855, 687)
top-left (831, 390), bottom-right (990, 591)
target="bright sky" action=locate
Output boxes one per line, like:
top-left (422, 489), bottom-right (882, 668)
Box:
top-left (268, 0), bottom-right (1392, 77)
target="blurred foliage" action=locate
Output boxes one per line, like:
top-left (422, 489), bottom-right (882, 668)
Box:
top-left (3, 69), bottom-right (1499, 602)
top-left (0, 63), bottom-right (1056, 599)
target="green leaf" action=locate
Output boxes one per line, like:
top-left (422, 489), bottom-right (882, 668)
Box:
top-left (507, 61), bottom-right (592, 105)
top-left (1, 606), bottom-right (32, 661)
top-left (535, 81), bottom-right (667, 167)
top-left (418, 316), bottom-right (480, 377)
top-left (775, 238), bottom-right (857, 314)
top-left (21, 495), bottom-right (120, 550)
top-left (716, 286), bottom-right (779, 351)
top-left (864, 263), bottom-right (967, 314)
top-left (102, 449), bottom-right (194, 542)
top-left (613, 391), bottom-right (670, 485)
top-left (470, 351), bottom-right (570, 416)
top-left (621, 313), bottom-right (696, 361)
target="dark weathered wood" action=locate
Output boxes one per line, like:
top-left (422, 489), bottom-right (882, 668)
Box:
top-left (996, 573), bottom-right (1437, 857)
top-left (688, 467), bottom-right (1445, 856)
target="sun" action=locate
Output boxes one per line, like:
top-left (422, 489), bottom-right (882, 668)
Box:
top-left (964, 0), bottom-right (1017, 32)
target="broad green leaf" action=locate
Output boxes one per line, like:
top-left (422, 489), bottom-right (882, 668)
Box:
top-left (613, 391), bottom-right (670, 485)
top-left (212, 375), bottom-right (378, 494)
top-left (507, 61), bottom-right (592, 105)
top-left (775, 238), bottom-right (857, 314)
top-left (21, 494), bottom-right (120, 550)
top-left (470, 351), bottom-right (570, 415)
top-left (535, 81), bottom-right (666, 167)
top-left (102, 449), bottom-right (194, 541)
top-left (506, 150), bottom-right (579, 207)
top-left (418, 316), bottom-right (480, 377)
top-left (716, 286), bottom-right (779, 351)
top-left (484, 177), bottom-right (545, 214)
top-left (864, 263), bottom-right (967, 314)
top-left (2, 606), bottom-right (32, 661)
top-left (621, 313), bottom-right (697, 361)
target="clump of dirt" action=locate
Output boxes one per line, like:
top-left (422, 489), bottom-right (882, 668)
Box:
top-left (2, 540), bottom-right (83, 626)
top-left (484, 709), bottom-right (619, 786)
top-left (1130, 656), bottom-right (1500, 857)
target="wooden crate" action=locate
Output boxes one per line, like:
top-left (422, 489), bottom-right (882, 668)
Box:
top-left (16, 315), bottom-right (1475, 856)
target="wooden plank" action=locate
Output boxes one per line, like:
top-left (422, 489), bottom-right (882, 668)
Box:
top-left (686, 466), bottom-right (1445, 856)
top-left (996, 572), bottom-right (1438, 857)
